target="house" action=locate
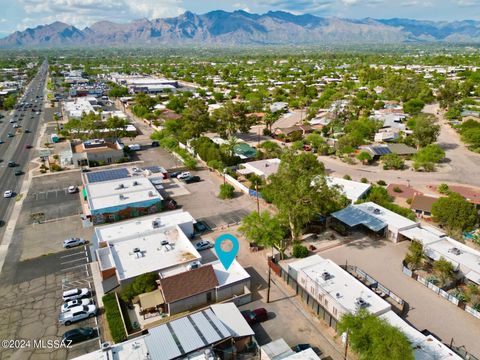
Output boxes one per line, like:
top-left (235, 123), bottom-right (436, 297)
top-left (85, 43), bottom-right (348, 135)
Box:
top-left (270, 102), bottom-right (288, 113)
top-left (158, 260), bottom-right (251, 315)
top-left (274, 125), bottom-right (313, 140)
top-left (326, 177), bottom-right (371, 203)
top-left (441, 185), bottom-right (480, 210)
top-left (374, 128), bottom-right (400, 143)
top-left (362, 144), bottom-right (417, 159)
top-left (83, 172), bottom-right (164, 224)
top-left (237, 158), bottom-right (281, 179)
top-left (72, 139), bottom-right (125, 167)
top-left (94, 211), bottom-right (200, 291)
top-left (233, 143), bottom-right (257, 160)
top-left (261, 338), bottom-right (321, 360)
top-left (330, 202), bottom-right (418, 242)
top-left (410, 194), bottom-right (440, 217)
top-left (71, 303), bottom-right (256, 360)
top-left (387, 143), bottom-right (418, 156)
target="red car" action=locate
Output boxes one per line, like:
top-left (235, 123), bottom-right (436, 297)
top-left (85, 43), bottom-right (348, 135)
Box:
top-left (241, 308), bottom-right (268, 325)
top-left (25, 144), bottom-right (32, 149)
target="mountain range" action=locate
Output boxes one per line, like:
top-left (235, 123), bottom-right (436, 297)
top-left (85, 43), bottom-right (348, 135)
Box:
top-left (2, 10), bottom-right (480, 47)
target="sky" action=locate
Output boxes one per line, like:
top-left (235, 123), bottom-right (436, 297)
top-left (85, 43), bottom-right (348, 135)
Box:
top-left (1, 0), bottom-right (480, 37)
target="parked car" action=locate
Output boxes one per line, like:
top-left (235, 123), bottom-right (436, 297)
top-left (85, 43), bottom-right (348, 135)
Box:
top-left (177, 171), bottom-right (191, 180)
top-left (195, 240), bottom-right (213, 251)
top-left (241, 308), bottom-right (268, 325)
top-left (62, 288), bottom-right (91, 302)
top-left (14, 170), bottom-right (23, 176)
top-left (63, 238), bottom-right (86, 248)
top-left (183, 175), bottom-right (201, 184)
top-left (292, 344), bottom-right (312, 353)
top-left (24, 129), bottom-right (31, 133)
top-left (7, 161), bottom-right (15, 167)
top-left (151, 141), bottom-right (159, 147)
top-left (0, 140), bottom-right (4, 144)
top-left (3, 190), bottom-right (13, 198)
top-left (25, 144), bottom-right (32, 149)
top-left (61, 298), bottom-right (94, 313)
top-left (187, 261), bottom-right (202, 270)
top-left (61, 327), bottom-right (95, 344)
top-left (7, 133), bottom-right (14, 138)
top-left (169, 171), bottom-right (181, 178)
top-left (59, 304), bottom-right (97, 326)
top-left (67, 185), bottom-right (78, 194)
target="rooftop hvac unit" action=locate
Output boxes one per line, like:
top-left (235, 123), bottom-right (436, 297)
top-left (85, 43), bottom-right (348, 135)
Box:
top-left (322, 271), bottom-right (332, 281)
top-left (373, 208), bottom-right (381, 214)
top-left (152, 218), bottom-right (161, 228)
top-left (115, 183), bottom-right (125, 190)
top-left (355, 297), bottom-right (369, 308)
top-left (133, 247), bottom-right (140, 253)
top-left (101, 342), bottom-right (111, 352)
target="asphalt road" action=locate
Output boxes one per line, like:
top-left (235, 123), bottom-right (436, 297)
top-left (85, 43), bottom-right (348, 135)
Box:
top-left (0, 60), bottom-right (48, 234)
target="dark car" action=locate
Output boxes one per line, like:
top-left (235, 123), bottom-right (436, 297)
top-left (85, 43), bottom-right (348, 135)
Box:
top-left (292, 344), bottom-right (312, 353)
top-left (241, 308), bottom-right (268, 325)
top-left (7, 133), bottom-right (14, 138)
top-left (14, 170), bottom-right (23, 176)
top-left (169, 171), bottom-right (181, 178)
top-left (61, 327), bottom-right (95, 344)
top-left (151, 141), bottom-right (160, 147)
top-left (25, 129), bottom-right (31, 133)
top-left (7, 161), bottom-right (16, 167)
top-left (183, 175), bottom-right (201, 184)
top-left (25, 144), bottom-right (32, 149)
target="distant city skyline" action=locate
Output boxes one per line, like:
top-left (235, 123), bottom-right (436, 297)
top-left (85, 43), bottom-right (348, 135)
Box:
top-left (1, 0), bottom-right (480, 37)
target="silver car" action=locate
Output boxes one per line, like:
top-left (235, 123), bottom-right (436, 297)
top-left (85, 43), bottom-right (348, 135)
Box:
top-left (63, 238), bottom-right (86, 248)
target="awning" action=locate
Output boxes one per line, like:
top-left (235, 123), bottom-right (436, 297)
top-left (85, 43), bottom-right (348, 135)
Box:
top-left (138, 289), bottom-right (164, 310)
top-left (465, 270), bottom-right (480, 285)
top-left (82, 187), bottom-right (87, 200)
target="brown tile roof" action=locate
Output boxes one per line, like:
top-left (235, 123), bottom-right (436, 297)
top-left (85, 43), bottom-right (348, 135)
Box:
top-left (446, 185), bottom-right (480, 205)
top-left (386, 184), bottom-right (422, 199)
top-left (160, 265), bottom-right (218, 303)
top-left (410, 194), bottom-right (440, 212)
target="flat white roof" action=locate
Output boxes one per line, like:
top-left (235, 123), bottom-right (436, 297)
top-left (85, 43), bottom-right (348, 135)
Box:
top-left (211, 260), bottom-right (250, 287)
top-left (64, 98), bottom-right (95, 118)
top-left (210, 303), bottom-right (255, 337)
top-left (70, 337), bottom-right (149, 360)
top-left (399, 227), bottom-right (445, 246)
top-left (380, 311), bottom-right (462, 360)
top-left (261, 338), bottom-right (295, 360)
top-left (283, 348), bottom-right (321, 360)
top-left (355, 202), bottom-right (418, 230)
top-left (327, 177), bottom-right (371, 202)
top-left (108, 224), bottom-right (201, 280)
top-left (242, 158), bottom-right (281, 178)
top-left (85, 177), bottom-right (162, 211)
top-left (95, 210), bottom-right (195, 244)
top-left (294, 255), bottom-right (391, 315)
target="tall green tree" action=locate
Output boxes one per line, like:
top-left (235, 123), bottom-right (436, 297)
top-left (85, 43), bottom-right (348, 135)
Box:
top-left (404, 240), bottom-right (425, 270)
top-left (431, 192), bottom-right (478, 235)
top-left (238, 211), bottom-right (288, 258)
top-left (409, 114), bottom-right (440, 149)
top-left (337, 309), bottom-right (414, 360)
top-left (181, 98), bottom-right (211, 139)
top-left (265, 150), bottom-right (347, 242)
top-left (433, 257), bottom-right (455, 287)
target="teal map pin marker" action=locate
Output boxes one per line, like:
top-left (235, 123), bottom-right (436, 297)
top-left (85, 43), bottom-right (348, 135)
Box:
top-left (215, 233), bottom-right (239, 270)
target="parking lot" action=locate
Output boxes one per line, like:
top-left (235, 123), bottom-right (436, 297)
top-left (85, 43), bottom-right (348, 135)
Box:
top-left (0, 248), bottom-right (100, 359)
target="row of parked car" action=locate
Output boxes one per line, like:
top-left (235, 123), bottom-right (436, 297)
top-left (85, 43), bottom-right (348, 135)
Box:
top-left (170, 171), bottom-right (201, 184)
top-left (59, 288), bottom-right (97, 344)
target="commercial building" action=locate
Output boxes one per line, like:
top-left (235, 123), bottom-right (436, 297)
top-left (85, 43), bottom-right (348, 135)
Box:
top-left (83, 175), bottom-right (164, 224)
top-left (72, 139), bottom-right (125, 167)
top-left (94, 210), bottom-right (199, 290)
top-left (72, 303), bottom-right (256, 360)
top-left (63, 97), bottom-right (96, 119)
top-left (110, 74), bottom-right (178, 94)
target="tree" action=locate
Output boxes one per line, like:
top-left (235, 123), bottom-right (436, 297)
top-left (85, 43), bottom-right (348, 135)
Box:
top-left (409, 114), bottom-right (440, 148)
top-left (181, 98), bottom-right (211, 139)
top-left (437, 80), bottom-right (460, 109)
top-left (337, 309), bottom-right (414, 360)
top-left (219, 184), bottom-right (235, 199)
top-left (431, 192), bottom-right (478, 235)
top-left (239, 211), bottom-right (288, 258)
top-left (108, 85), bottom-right (128, 98)
top-left (356, 151), bottom-right (372, 164)
top-left (212, 101), bottom-right (257, 137)
top-left (265, 150), bottom-right (347, 242)
top-left (433, 257), bottom-right (455, 287)
top-left (381, 153), bottom-right (405, 170)
top-left (438, 183), bottom-right (450, 194)
top-left (2, 93), bottom-right (17, 110)
top-left (404, 240), bottom-right (425, 270)
top-left (403, 98), bottom-right (425, 115)
top-left (413, 144), bottom-right (445, 171)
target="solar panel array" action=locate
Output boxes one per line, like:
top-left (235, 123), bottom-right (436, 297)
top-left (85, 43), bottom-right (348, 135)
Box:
top-left (370, 146), bottom-right (391, 156)
top-left (86, 168), bottom-right (130, 183)
top-left (143, 166), bottom-right (162, 174)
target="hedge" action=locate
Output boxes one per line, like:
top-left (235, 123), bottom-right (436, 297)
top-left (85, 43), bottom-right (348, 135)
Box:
top-left (103, 293), bottom-right (127, 343)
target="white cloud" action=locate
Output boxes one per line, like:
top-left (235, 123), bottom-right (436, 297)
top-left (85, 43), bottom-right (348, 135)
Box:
top-left (18, 0), bottom-right (185, 29)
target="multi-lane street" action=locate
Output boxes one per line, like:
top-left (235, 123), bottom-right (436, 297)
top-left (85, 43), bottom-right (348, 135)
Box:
top-left (0, 60), bottom-right (48, 234)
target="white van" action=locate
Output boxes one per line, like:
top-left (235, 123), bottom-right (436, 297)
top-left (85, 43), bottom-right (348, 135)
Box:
top-left (129, 144), bottom-right (141, 151)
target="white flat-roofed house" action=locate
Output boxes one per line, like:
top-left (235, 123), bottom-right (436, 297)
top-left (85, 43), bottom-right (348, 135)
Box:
top-left (84, 177), bottom-right (163, 224)
top-left (237, 158), bottom-right (281, 179)
top-left (288, 255), bottom-right (391, 328)
top-left (326, 177), bottom-right (371, 203)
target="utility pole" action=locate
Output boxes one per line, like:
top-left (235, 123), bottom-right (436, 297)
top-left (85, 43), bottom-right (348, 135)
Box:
top-left (267, 247), bottom-right (273, 303)
top-left (344, 330), bottom-right (349, 360)
top-left (255, 183), bottom-right (260, 214)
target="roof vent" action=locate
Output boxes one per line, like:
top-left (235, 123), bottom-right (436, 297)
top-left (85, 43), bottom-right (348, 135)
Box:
top-left (116, 183), bottom-right (125, 189)
top-left (449, 247), bottom-right (461, 256)
top-left (148, 191), bottom-right (155, 197)
top-left (101, 342), bottom-right (111, 352)
top-left (152, 218), bottom-right (161, 228)
top-left (355, 297), bottom-right (369, 308)
top-left (133, 247), bottom-right (140, 253)
top-left (119, 194), bottom-right (125, 200)
top-left (373, 208), bottom-right (381, 214)
top-left (336, 292), bottom-right (341, 298)
top-left (132, 181), bottom-right (139, 186)
top-left (322, 271), bottom-right (332, 281)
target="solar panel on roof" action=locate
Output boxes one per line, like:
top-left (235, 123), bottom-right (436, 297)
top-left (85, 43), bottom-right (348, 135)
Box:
top-left (86, 168), bottom-right (129, 183)
top-left (371, 146), bottom-right (391, 156)
top-left (143, 166), bottom-right (162, 173)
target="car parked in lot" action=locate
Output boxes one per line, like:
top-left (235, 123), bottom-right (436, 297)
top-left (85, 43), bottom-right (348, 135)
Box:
top-left (3, 190), bottom-right (14, 198)
top-left (292, 344), bottom-right (312, 353)
top-left (62, 288), bottom-right (91, 302)
top-left (195, 240), bottom-right (213, 251)
top-left (241, 308), bottom-right (268, 325)
top-left (63, 237), bottom-right (86, 248)
top-left (59, 304), bottom-right (97, 326)
top-left (169, 171), bottom-right (181, 178)
top-left (183, 175), bottom-right (201, 184)
top-left (14, 170), bottom-right (23, 176)
top-left (25, 144), bottom-right (32, 149)
top-left (61, 298), bottom-right (94, 313)
top-left (7, 161), bottom-right (15, 167)
top-left (61, 327), bottom-right (96, 344)
top-left (67, 185), bottom-right (78, 194)
top-left (7, 133), bottom-right (14, 138)
top-left (177, 171), bottom-right (191, 180)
